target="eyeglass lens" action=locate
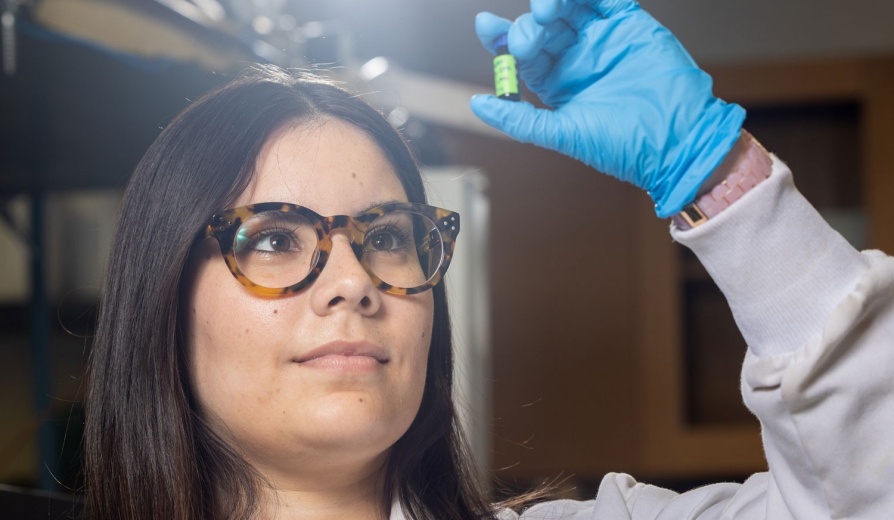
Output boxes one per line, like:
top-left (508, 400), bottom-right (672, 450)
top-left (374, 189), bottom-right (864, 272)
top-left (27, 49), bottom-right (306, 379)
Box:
top-left (232, 210), bottom-right (444, 290)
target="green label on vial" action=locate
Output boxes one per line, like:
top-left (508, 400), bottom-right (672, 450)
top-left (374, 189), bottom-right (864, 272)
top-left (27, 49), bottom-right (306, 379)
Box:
top-left (493, 54), bottom-right (519, 98)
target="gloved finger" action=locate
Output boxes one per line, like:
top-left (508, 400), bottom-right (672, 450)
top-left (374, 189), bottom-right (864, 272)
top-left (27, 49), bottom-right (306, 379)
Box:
top-left (531, 0), bottom-right (600, 31)
top-left (470, 94), bottom-right (562, 151)
top-left (573, 0), bottom-right (638, 18)
top-left (534, 0), bottom-right (638, 31)
top-left (564, 3), bottom-right (604, 32)
top-left (509, 12), bottom-right (576, 62)
top-left (530, 0), bottom-right (563, 24)
top-left (475, 11), bottom-right (513, 54)
top-left (506, 13), bottom-right (546, 61)
top-left (508, 13), bottom-right (577, 95)
top-left (506, 14), bottom-right (557, 95)
top-left (515, 52), bottom-right (556, 99)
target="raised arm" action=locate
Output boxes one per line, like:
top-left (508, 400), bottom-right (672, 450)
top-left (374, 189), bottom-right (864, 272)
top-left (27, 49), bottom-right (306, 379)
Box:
top-left (471, 1), bottom-right (894, 518)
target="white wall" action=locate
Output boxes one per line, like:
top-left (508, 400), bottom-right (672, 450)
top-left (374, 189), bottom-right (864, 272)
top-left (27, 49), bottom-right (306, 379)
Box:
top-left (640, 0), bottom-right (894, 65)
top-left (422, 167), bottom-right (492, 480)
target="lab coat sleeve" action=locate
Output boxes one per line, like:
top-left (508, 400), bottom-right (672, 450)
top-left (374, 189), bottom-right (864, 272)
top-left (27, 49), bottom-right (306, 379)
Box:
top-left (666, 156), bottom-right (894, 519)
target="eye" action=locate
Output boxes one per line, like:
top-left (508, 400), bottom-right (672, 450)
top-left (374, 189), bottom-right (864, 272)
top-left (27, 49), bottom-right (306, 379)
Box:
top-left (254, 232), bottom-right (293, 252)
top-left (234, 211), bottom-right (314, 256)
top-left (368, 231), bottom-right (397, 251)
top-left (365, 226), bottom-right (407, 252)
top-left (235, 225), bottom-right (305, 255)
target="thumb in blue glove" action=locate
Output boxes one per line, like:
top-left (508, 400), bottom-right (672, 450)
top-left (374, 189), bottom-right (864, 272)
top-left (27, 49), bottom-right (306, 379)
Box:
top-left (470, 0), bottom-right (745, 218)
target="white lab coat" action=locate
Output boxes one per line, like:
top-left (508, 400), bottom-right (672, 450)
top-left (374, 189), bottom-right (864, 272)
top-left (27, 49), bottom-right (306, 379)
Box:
top-left (392, 157), bottom-right (894, 519)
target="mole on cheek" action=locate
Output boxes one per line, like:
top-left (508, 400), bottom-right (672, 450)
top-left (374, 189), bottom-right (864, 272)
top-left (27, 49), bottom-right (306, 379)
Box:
top-left (351, 172), bottom-right (357, 179)
top-left (273, 309), bottom-right (278, 315)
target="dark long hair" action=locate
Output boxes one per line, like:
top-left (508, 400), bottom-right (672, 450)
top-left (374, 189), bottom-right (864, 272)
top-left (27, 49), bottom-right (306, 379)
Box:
top-left (84, 65), bottom-right (495, 519)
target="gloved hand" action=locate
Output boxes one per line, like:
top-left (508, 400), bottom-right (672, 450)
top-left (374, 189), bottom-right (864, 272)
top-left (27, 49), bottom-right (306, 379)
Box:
top-left (470, 0), bottom-right (746, 217)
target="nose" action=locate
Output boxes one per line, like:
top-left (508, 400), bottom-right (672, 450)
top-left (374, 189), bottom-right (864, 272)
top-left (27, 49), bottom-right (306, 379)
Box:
top-left (309, 232), bottom-right (381, 316)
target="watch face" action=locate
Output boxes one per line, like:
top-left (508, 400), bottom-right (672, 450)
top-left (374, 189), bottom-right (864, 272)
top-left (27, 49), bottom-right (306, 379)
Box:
top-left (678, 204), bottom-right (707, 229)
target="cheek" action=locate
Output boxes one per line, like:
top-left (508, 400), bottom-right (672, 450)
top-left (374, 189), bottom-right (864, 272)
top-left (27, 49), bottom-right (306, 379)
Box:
top-left (396, 296), bottom-right (437, 440)
top-left (183, 245), bottom-right (279, 418)
top-left (397, 292), bottom-right (435, 406)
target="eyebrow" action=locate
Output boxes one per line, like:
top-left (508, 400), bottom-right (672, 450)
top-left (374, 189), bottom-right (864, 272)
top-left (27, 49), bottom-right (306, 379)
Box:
top-left (353, 199), bottom-right (407, 217)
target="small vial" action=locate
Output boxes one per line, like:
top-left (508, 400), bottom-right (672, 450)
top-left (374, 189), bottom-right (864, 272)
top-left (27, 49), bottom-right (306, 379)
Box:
top-left (493, 34), bottom-right (520, 101)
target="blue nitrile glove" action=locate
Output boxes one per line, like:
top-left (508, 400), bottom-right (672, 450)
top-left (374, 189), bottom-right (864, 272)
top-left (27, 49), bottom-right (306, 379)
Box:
top-left (470, 0), bottom-right (746, 218)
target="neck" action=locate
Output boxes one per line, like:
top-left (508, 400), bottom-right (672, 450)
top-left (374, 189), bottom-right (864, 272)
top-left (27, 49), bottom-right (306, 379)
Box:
top-left (253, 452), bottom-right (391, 520)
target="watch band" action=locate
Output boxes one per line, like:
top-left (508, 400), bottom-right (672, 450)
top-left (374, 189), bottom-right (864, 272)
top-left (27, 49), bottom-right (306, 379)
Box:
top-left (672, 136), bottom-right (772, 231)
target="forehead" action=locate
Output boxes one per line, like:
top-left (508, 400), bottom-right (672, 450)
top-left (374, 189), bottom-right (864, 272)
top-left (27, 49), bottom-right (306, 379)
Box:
top-left (233, 118), bottom-right (409, 214)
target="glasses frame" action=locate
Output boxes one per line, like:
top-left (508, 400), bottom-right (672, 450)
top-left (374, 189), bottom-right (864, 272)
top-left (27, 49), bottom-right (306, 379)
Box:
top-left (204, 201), bottom-right (460, 297)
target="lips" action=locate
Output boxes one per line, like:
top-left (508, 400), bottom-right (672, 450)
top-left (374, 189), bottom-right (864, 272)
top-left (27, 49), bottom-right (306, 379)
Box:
top-left (293, 340), bottom-right (389, 364)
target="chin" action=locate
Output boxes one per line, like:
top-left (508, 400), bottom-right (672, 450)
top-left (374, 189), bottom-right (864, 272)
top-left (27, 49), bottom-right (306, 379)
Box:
top-left (297, 397), bottom-right (414, 449)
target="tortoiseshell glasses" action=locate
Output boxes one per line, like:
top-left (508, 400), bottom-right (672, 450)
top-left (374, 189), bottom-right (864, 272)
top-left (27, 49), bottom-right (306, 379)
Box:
top-left (204, 202), bottom-right (460, 296)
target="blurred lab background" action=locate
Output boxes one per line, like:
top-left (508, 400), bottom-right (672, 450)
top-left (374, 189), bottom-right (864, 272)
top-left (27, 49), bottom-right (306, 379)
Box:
top-left (2, 0), bottom-right (894, 513)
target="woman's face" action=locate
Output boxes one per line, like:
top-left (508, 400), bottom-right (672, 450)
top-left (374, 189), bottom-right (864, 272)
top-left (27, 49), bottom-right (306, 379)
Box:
top-left (184, 118), bottom-right (434, 483)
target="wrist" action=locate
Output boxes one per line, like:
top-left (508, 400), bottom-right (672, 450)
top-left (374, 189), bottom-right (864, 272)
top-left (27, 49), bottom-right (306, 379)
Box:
top-left (672, 130), bottom-right (772, 230)
top-left (652, 101), bottom-right (747, 218)
top-left (695, 131), bottom-right (751, 197)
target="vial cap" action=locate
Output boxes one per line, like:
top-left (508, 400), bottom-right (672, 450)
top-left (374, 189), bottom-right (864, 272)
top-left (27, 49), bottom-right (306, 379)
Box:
top-left (493, 33), bottom-right (508, 51)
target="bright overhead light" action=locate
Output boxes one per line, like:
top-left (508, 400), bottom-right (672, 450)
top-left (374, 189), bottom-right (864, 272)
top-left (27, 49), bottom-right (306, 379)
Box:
top-left (252, 15), bottom-right (274, 34)
top-left (359, 57), bottom-right (389, 81)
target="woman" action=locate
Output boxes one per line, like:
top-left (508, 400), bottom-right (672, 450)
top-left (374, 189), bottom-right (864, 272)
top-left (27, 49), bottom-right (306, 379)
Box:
top-left (85, 0), bottom-right (894, 519)
top-left (84, 67), bottom-right (493, 518)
